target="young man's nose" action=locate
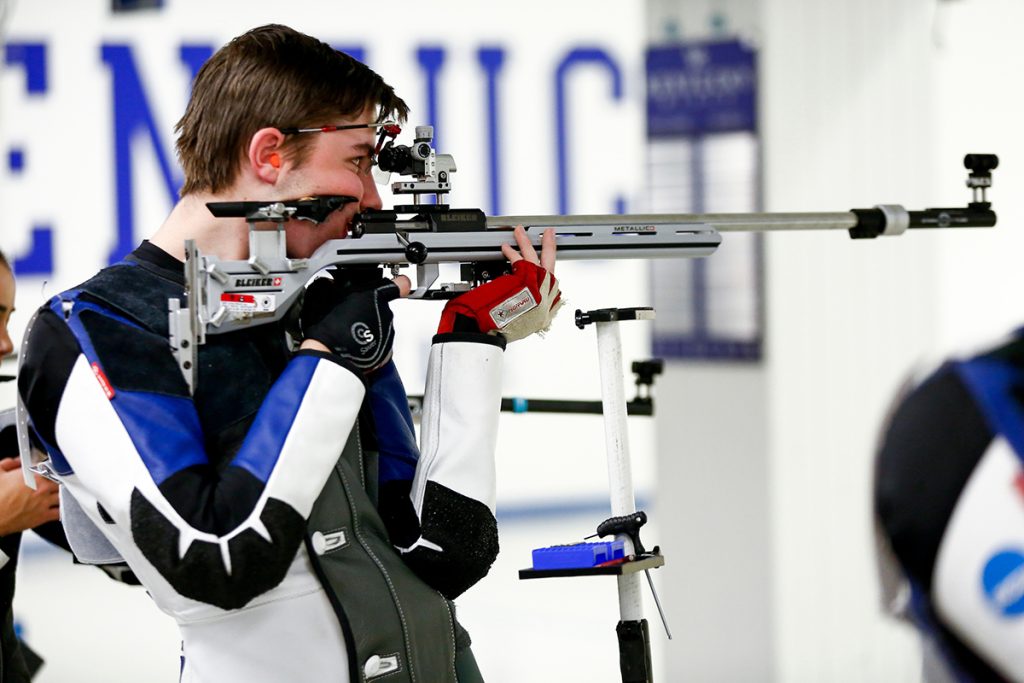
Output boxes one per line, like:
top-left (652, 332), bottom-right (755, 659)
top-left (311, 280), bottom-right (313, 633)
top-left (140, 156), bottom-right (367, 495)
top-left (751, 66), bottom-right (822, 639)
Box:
top-left (361, 174), bottom-right (383, 211)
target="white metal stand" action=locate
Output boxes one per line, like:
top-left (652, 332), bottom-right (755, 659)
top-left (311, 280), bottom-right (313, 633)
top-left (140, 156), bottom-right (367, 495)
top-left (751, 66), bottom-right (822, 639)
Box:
top-left (579, 307), bottom-right (659, 683)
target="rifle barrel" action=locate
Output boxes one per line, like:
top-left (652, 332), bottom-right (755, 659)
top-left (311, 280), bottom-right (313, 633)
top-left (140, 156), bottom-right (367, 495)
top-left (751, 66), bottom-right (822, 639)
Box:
top-left (489, 204), bottom-right (996, 238)
top-left (487, 212), bottom-right (859, 233)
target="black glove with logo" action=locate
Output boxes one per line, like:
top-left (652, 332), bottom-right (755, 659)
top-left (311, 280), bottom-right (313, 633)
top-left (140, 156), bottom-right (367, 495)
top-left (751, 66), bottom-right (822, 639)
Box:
top-left (300, 268), bottom-right (401, 372)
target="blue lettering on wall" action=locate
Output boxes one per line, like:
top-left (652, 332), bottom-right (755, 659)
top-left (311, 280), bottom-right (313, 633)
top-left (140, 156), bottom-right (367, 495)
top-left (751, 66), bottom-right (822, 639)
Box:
top-left (7, 148), bottom-right (24, 173)
top-left (102, 44), bottom-right (184, 265)
top-left (416, 47), bottom-right (445, 206)
top-left (14, 227), bottom-right (54, 276)
top-left (4, 42), bottom-right (47, 93)
top-left (478, 47), bottom-right (505, 216)
top-left (416, 47), bottom-right (445, 151)
top-left (179, 44), bottom-right (214, 88)
top-left (554, 48), bottom-right (622, 215)
top-left (333, 46), bottom-right (366, 63)
top-left (5, 42), bottom-right (53, 276)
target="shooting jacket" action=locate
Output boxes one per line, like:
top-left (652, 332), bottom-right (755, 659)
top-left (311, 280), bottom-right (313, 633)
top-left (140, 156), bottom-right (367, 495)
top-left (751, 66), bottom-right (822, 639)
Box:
top-left (17, 242), bottom-right (503, 682)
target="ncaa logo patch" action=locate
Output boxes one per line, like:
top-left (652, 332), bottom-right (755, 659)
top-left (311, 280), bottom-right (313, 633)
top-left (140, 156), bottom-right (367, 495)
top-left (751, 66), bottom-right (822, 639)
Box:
top-left (982, 549), bottom-right (1024, 617)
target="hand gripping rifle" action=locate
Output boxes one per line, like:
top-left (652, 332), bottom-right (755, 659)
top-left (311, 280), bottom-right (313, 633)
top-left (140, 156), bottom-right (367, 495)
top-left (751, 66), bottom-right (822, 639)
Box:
top-left (167, 123), bottom-right (998, 393)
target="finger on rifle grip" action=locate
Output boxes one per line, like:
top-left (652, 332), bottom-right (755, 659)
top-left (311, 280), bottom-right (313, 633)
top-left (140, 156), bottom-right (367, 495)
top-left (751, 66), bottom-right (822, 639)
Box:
top-left (541, 228), bottom-right (556, 273)
top-left (388, 276), bottom-right (411, 299)
top-left (514, 225), bottom-right (539, 263)
top-left (501, 240), bottom-right (521, 264)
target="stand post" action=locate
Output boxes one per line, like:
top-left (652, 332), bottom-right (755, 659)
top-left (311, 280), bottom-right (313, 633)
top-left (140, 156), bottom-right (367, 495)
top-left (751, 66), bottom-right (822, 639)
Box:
top-left (593, 313), bottom-right (654, 683)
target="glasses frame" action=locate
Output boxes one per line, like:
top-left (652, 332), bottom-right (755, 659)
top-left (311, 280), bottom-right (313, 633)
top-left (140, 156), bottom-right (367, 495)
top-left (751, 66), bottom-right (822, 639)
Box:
top-left (276, 121), bottom-right (401, 185)
top-left (276, 121), bottom-right (399, 136)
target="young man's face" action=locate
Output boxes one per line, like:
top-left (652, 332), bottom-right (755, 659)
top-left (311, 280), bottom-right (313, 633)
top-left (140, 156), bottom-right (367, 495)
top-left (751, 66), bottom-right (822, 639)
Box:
top-left (279, 107), bottom-right (384, 259)
top-left (0, 265), bottom-right (14, 360)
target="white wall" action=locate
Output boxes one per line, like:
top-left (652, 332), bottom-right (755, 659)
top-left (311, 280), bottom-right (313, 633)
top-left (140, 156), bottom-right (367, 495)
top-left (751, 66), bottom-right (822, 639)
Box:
top-left (931, 0), bottom-right (1024, 352)
top-left (762, 1), bottom-right (937, 680)
top-left (651, 0), bottom-right (1024, 681)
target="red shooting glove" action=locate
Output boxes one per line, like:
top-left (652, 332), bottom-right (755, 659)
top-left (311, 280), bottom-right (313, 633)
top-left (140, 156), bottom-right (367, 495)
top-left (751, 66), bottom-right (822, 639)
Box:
top-left (437, 260), bottom-right (563, 341)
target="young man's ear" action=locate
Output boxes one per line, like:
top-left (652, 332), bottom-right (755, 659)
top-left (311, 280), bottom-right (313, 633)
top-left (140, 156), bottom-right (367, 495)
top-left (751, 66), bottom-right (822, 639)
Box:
top-left (248, 128), bottom-right (287, 183)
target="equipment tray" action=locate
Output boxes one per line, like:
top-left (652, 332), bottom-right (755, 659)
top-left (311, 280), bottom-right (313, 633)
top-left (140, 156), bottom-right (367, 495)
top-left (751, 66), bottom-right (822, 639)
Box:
top-left (518, 554), bottom-right (664, 580)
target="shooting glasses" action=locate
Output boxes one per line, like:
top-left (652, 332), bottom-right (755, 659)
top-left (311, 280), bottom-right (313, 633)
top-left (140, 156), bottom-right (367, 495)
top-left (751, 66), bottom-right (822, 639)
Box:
top-left (277, 120), bottom-right (402, 185)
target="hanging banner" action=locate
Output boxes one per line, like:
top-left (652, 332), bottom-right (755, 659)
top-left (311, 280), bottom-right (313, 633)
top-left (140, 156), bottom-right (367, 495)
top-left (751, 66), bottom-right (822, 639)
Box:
top-left (645, 38), bottom-right (763, 361)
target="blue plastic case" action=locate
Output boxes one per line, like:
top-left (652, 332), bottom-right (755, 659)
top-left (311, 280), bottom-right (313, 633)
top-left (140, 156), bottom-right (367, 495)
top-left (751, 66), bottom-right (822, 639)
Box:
top-left (531, 541), bottom-right (625, 570)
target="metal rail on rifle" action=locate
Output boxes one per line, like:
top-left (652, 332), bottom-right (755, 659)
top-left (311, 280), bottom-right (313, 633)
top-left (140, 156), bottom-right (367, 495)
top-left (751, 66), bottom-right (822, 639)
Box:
top-left (166, 122), bottom-right (998, 392)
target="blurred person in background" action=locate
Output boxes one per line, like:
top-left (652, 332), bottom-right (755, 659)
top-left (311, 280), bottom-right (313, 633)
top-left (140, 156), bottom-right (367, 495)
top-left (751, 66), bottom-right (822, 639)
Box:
top-left (0, 250), bottom-right (60, 682)
top-left (876, 334), bottom-right (1024, 682)
top-left (15, 24), bottom-right (561, 683)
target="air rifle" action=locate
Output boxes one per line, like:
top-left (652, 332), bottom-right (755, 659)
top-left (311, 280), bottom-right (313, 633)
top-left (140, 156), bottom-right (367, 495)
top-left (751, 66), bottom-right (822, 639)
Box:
top-left (167, 123), bottom-right (998, 392)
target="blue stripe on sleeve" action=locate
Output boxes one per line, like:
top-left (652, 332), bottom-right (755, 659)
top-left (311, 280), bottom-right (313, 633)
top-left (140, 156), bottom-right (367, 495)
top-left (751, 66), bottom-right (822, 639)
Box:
top-left (53, 291), bottom-right (334, 491)
top-left (111, 390), bottom-right (207, 484)
top-left (367, 360), bottom-right (419, 485)
top-left (231, 354), bottom-right (320, 484)
top-left (956, 357), bottom-right (1024, 466)
top-left (54, 292), bottom-right (209, 483)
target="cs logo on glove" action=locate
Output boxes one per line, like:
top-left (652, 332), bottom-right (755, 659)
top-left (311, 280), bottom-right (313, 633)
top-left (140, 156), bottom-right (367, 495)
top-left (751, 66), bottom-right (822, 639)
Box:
top-left (351, 322), bottom-right (375, 351)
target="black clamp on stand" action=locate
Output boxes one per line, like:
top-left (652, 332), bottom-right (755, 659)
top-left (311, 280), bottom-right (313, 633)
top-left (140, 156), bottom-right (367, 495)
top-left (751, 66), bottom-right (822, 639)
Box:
top-left (518, 307), bottom-right (669, 683)
top-left (575, 306), bottom-right (657, 328)
top-left (499, 359), bottom-right (663, 417)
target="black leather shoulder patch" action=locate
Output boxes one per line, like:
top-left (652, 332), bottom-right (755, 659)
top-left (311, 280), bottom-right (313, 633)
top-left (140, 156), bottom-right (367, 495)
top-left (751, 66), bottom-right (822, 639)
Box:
top-left (130, 488), bottom-right (305, 610)
top-left (78, 263), bottom-right (182, 334)
top-left (79, 309), bottom-right (189, 397)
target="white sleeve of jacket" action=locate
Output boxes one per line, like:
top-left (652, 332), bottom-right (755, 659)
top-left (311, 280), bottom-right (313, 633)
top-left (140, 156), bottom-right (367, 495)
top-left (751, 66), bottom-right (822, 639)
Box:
top-left (403, 335), bottom-right (504, 599)
top-left (412, 338), bottom-right (503, 514)
top-left (932, 436), bottom-right (1024, 682)
top-left (51, 350), bottom-right (365, 611)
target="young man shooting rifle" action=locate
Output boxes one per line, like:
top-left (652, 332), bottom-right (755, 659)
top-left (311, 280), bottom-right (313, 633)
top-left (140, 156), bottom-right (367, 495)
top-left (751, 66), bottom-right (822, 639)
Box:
top-left (17, 24), bottom-right (561, 682)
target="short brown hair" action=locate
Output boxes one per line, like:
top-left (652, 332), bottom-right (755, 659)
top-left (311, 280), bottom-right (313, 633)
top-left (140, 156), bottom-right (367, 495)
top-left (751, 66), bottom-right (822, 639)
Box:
top-left (175, 24), bottom-right (409, 196)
